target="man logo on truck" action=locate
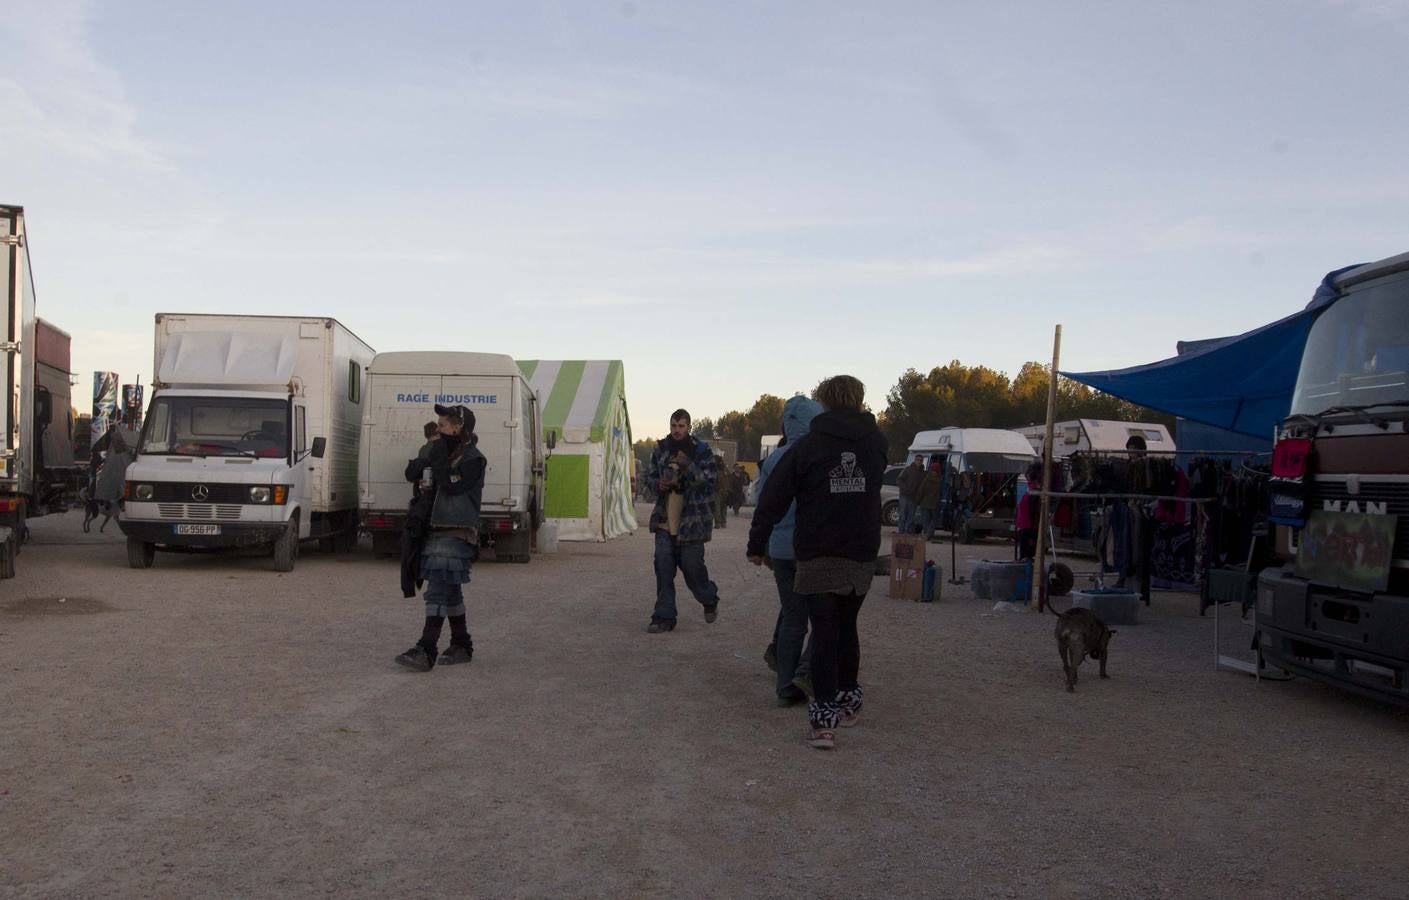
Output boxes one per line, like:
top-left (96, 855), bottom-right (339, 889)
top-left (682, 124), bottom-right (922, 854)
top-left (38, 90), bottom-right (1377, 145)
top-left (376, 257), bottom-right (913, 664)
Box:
top-left (1322, 500), bottom-right (1389, 515)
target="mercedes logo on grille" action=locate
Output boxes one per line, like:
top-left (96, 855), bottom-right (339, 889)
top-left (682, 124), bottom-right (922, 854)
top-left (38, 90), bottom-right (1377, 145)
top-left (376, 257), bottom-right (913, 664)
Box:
top-left (191, 484), bottom-right (210, 502)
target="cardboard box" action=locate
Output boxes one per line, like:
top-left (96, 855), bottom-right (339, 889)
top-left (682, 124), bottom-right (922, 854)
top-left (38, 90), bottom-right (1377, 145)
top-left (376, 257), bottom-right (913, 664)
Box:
top-left (890, 533), bottom-right (927, 569)
top-left (889, 566), bottom-right (922, 600)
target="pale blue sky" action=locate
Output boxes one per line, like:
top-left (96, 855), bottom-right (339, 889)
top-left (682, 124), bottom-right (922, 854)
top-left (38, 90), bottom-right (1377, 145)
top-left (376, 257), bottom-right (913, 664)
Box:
top-left (4, 1), bottom-right (1407, 439)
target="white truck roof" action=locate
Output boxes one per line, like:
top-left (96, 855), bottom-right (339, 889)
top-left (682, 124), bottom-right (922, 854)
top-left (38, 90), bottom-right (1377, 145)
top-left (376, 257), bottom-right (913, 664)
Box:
top-left (157, 332), bottom-right (298, 388)
top-left (369, 351), bottom-right (521, 378)
top-left (908, 428), bottom-right (1037, 458)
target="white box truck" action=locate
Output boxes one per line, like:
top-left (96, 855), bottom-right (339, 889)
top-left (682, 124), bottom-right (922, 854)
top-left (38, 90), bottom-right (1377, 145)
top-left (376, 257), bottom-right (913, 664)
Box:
top-left (358, 351), bottom-right (545, 563)
top-left (120, 314), bottom-right (374, 571)
top-left (1, 205), bottom-right (81, 577)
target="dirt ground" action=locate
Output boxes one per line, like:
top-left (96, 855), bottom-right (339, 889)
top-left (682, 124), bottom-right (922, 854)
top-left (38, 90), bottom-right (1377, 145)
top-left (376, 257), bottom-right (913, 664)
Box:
top-left (3, 505), bottom-right (1407, 899)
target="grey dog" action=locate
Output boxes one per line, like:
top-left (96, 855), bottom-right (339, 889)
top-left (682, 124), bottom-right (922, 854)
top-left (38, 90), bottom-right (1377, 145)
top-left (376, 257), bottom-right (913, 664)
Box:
top-left (1052, 606), bottom-right (1114, 692)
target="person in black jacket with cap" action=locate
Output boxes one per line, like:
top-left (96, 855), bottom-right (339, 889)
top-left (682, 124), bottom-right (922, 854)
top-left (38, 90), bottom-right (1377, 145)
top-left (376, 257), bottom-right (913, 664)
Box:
top-left (747, 375), bottom-right (887, 750)
top-left (395, 403), bottom-right (487, 672)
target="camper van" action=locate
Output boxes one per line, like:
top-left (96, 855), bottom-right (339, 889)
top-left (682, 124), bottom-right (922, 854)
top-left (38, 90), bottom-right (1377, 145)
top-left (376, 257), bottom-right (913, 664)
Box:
top-left (906, 428), bottom-right (1037, 542)
top-left (121, 314), bottom-right (374, 571)
top-left (1017, 419), bottom-right (1174, 460)
top-left (358, 352), bottom-right (544, 563)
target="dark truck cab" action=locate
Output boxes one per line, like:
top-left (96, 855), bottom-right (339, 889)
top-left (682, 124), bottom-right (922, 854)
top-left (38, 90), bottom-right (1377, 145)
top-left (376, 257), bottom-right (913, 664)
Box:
top-left (1257, 250), bottom-right (1409, 705)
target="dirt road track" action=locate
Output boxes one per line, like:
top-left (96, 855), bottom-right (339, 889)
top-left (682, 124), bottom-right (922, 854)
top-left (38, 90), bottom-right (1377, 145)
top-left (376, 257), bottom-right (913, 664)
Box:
top-left (2, 508), bottom-right (1406, 898)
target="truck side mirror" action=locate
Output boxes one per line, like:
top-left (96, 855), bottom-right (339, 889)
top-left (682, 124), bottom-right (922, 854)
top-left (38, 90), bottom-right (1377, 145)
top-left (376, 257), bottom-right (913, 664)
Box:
top-left (311, 437), bottom-right (327, 459)
top-left (546, 431), bottom-right (557, 451)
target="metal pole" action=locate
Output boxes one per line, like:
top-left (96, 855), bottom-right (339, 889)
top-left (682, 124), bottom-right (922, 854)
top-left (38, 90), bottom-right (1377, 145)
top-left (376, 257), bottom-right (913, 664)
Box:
top-left (1030, 324), bottom-right (1062, 610)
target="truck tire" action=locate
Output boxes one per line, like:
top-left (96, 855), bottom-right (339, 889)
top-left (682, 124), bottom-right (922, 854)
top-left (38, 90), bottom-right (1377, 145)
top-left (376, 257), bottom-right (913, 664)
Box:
top-left (882, 501), bottom-right (899, 528)
top-left (372, 532), bottom-right (399, 557)
top-left (493, 532), bottom-right (531, 564)
top-left (273, 518), bottom-right (299, 572)
top-left (126, 537), bottom-right (155, 569)
top-left (0, 534), bottom-right (15, 579)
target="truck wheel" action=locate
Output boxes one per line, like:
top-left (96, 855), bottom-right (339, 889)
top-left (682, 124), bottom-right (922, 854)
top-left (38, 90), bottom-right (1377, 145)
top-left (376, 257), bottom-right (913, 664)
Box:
top-left (494, 532), bottom-right (531, 564)
top-left (273, 518), bottom-right (299, 572)
top-left (371, 532), bottom-right (399, 558)
top-left (882, 501), bottom-right (899, 528)
top-left (0, 534), bottom-right (15, 579)
top-left (126, 537), bottom-right (155, 569)
top-left (1047, 562), bottom-right (1075, 597)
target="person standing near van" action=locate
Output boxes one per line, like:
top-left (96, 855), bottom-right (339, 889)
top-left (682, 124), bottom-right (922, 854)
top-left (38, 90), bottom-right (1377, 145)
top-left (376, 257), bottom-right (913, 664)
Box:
top-left (748, 375), bottom-right (887, 750)
top-left (645, 409), bottom-right (721, 633)
top-left (753, 395), bottom-right (823, 706)
top-left (897, 454), bottom-right (925, 533)
top-left (395, 403), bottom-right (486, 671)
top-left (916, 461), bottom-right (945, 540)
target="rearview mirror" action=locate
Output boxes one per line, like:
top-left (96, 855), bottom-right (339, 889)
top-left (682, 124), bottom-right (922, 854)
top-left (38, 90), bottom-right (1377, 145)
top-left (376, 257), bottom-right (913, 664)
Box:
top-left (546, 431), bottom-right (557, 451)
top-left (311, 437), bottom-right (327, 459)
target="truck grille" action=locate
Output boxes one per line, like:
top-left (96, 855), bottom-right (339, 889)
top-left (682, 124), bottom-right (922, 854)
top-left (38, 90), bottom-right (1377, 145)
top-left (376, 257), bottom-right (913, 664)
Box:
top-left (156, 504), bottom-right (243, 520)
top-left (1308, 480), bottom-right (1409, 562)
top-left (151, 483), bottom-right (251, 504)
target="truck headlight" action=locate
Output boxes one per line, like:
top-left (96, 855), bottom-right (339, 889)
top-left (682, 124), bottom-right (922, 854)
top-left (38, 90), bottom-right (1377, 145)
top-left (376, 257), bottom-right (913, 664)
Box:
top-left (128, 483), bottom-right (154, 501)
top-left (249, 486), bottom-right (272, 503)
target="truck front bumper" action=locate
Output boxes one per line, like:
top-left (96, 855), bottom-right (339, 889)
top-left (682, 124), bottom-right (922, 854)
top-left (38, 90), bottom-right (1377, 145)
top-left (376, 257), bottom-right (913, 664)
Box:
top-left (119, 520), bottom-right (286, 549)
top-left (1256, 566), bottom-right (1409, 707)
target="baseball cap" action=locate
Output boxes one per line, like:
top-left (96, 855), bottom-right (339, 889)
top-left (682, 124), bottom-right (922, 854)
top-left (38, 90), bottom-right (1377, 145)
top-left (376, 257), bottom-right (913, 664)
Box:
top-left (433, 403), bottom-right (476, 432)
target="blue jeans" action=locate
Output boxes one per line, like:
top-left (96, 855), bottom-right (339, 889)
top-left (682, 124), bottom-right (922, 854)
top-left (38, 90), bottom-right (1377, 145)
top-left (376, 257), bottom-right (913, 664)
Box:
top-left (771, 558), bottom-right (811, 696)
top-left (922, 507), bottom-right (941, 539)
top-left (652, 531), bottom-right (718, 622)
top-left (898, 497), bottom-right (918, 534)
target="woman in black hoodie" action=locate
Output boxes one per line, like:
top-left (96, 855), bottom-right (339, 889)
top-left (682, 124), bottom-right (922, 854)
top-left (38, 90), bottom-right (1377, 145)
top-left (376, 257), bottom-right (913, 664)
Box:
top-left (747, 375), bottom-right (888, 749)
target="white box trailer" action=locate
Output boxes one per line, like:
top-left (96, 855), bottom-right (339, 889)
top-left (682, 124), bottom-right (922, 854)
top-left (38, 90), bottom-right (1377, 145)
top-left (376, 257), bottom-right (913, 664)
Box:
top-left (359, 351), bottom-right (544, 562)
top-left (0, 205), bottom-right (80, 577)
top-left (119, 314), bottom-right (374, 571)
top-left (1016, 419), bottom-right (1175, 459)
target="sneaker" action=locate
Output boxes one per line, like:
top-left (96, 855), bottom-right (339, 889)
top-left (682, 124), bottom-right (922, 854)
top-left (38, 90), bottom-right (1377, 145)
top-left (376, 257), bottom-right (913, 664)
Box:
top-left (763, 644), bottom-right (778, 672)
top-left (394, 645), bottom-right (435, 672)
top-left (791, 673), bottom-right (814, 700)
top-left (839, 709), bottom-right (860, 728)
top-left (439, 643), bottom-right (473, 666)
top-left (646, 619), bottom-right (676, 634)
top-left (806, 727), bottom-right (836, 750)
top-left (703, 603), bottom-right (718, 624)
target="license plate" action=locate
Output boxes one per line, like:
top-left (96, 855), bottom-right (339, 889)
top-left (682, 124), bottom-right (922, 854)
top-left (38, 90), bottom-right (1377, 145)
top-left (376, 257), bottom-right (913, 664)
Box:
top-left (174, 524), bottom-right (221, 536)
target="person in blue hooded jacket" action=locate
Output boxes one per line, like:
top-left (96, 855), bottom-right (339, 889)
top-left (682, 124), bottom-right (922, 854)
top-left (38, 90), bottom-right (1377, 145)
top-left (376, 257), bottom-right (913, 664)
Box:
top-left (754, 395), bottom-right (823, 706)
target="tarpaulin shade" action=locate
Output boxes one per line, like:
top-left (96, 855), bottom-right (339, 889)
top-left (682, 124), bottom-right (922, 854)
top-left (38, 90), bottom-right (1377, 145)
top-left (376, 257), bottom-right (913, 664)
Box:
top-left (1062, 265), bottom-right (1366, 440)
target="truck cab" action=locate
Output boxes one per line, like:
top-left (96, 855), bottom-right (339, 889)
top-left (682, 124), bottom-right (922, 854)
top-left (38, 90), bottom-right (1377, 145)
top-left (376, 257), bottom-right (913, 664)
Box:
top-left (122, 387), bottom-right (323, 569)
top-left (1257, 250), bottom-right (1409, 705)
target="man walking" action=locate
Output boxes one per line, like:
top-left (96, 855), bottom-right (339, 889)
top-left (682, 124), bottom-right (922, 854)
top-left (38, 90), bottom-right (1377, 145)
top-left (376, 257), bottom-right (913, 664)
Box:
top-left (713, 454), bottom-right (732, 529)
top-left (897, 453), bottom-right (925, 533)
top-left (646, 410), bottom-right (721, 633)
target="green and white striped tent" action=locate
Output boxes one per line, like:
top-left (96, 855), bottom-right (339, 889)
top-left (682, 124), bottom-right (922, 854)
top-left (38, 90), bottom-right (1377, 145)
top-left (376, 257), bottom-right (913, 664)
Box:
top-left (518, 360), bottom-right (637, 542)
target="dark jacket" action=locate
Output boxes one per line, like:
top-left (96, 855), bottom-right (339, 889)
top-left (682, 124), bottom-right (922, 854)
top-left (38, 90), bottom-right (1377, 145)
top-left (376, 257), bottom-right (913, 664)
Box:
top-left (427, 437), bottom-right (487, 530)
top-left (401, 450), bottom-right (436, 598)
top-left (747, 410), bottom-right (888, 563)
top-left (897, 462), bottom-right (925, 500)
top-left (647, 436), bottom-right (717, 543)
top-left (917, 471), bottom-right (945, 510)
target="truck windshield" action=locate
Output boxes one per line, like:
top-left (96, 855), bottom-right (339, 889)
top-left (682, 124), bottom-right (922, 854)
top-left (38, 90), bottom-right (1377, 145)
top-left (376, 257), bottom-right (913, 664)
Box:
top-left (1291, 276), bottom-right (1409, 417)
top-left (139, 397), bottom-right (290, 458)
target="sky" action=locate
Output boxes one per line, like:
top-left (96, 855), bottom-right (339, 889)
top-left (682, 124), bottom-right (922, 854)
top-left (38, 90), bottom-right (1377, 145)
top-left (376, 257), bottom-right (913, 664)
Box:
top-left (4, 0), bottom-right (1408, 442)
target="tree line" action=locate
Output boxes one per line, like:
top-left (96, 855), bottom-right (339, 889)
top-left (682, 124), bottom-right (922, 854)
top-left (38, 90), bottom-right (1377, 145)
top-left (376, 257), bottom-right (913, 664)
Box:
top-left (634, 360), bottom-right (1169, 464)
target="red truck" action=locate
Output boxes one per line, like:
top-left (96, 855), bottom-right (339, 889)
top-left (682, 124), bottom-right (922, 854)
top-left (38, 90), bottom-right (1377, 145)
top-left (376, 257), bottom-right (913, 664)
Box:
top-left (1, 205), bottom-right (79, 577)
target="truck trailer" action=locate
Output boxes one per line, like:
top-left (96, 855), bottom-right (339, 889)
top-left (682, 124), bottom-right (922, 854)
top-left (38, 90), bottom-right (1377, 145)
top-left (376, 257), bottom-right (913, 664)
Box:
top-left (1, 205), bottom-right (79, 578)
top-left (358, 351), bottom-right (545, 562)
top-left (120, 314), bottom-right (374, 571)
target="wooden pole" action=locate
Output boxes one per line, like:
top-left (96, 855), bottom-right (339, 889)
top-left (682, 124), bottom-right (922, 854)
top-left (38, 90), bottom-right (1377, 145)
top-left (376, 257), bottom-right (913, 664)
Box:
top-left (1031, 325), bottom-right (1062, 609)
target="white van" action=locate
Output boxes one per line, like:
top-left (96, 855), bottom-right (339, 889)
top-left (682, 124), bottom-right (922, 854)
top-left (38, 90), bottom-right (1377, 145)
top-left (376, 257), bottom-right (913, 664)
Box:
top-left (358, 352), bottom-right (545, 563)
top-left (121, 314), bottom-right (374, 571)
top-left (906, 427), bottom-right (1037, 542)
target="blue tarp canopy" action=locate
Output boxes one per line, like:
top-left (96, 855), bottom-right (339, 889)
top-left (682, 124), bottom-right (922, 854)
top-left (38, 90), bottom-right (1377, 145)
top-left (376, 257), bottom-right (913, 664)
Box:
top-left (1063, 266), bottom-right (1360, 440)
